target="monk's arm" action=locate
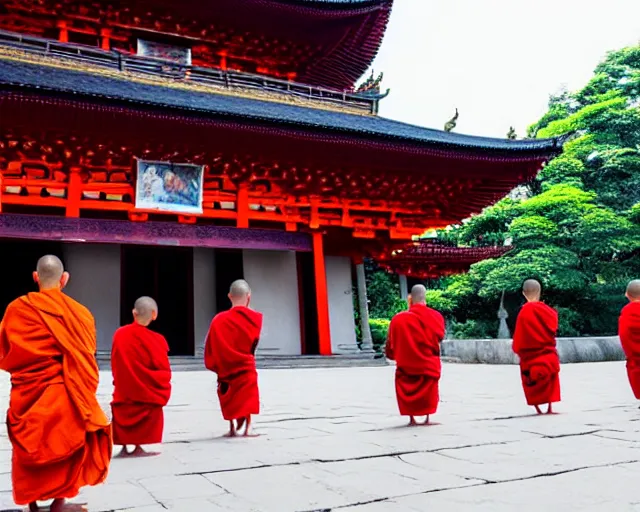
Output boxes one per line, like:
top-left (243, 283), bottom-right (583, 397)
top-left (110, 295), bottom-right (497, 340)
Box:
top-left (203, 327), bottom-right (219, 373)
top-left (385, 320), bottom-right (395, 360)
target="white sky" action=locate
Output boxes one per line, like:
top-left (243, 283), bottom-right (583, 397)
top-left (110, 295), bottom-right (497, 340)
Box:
top-left (370, 0), bottom-right (640, 138)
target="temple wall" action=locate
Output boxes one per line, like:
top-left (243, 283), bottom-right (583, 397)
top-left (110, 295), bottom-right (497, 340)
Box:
top-left (63, 243), bottom-right (121, 353)
top-left (242, 250), bottom-right (301, 355)
top-left (193, 248), bottom-right (217, 357)
top-left (325, 256), bottom-right (358, 354)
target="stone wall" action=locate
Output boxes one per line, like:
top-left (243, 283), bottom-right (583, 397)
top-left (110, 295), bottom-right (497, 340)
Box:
top-left (441, 337), bottom-right (625, 364)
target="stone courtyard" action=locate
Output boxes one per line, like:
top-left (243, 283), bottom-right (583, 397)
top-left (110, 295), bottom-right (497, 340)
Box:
top-left (1, 361), bottom-right (640, 511)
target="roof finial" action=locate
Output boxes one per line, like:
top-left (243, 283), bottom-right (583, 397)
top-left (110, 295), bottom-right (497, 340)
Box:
top-left (444, 108), bottom-right (458, 132)
top-left (507, 126), bottom-right (517, 140)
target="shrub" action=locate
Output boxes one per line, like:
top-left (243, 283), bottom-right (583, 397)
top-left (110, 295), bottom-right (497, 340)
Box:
top-left (369, 318), bottom-right (390, 353)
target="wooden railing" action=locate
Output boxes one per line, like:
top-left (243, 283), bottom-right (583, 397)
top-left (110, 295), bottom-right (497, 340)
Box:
top-left (0, 29), bottom-right (382, 114)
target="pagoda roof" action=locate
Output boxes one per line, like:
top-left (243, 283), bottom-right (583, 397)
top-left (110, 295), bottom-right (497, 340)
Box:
top-left (0, 57), bottom-right (565, 158)
top-left (376, 240), bottom-right (513, 279)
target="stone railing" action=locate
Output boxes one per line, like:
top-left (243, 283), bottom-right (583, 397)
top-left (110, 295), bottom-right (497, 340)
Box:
top-left (441, 337), bottom-right (624, 365)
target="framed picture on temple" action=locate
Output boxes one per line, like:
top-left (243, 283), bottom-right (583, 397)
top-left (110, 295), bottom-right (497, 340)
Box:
top-left (135, 159), bottom-right (204, 214)
top-left (137, 39), bottom-right (192, 65)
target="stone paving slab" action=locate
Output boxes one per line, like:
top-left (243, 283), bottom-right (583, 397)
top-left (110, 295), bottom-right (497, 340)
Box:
top-left (1, 361), bottom-right (640, 511)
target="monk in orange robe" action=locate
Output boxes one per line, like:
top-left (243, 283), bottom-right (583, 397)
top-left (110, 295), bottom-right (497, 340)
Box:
top-left (0, 255), bottom-right (112, 512)
top-left (512, 279), bottom-right (561, 414)
top-left (204, 279), bottom-right (263, 437)
top-left (385, 284), bottom-right (445, 426)
top-left (619, 280), bottom-right (640, 400)
top-left (111, 296), bottom-right (172, 457)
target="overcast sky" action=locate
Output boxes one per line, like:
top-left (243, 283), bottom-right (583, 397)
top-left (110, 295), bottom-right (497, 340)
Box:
top-left (370, 0), bottom-right (640, 138)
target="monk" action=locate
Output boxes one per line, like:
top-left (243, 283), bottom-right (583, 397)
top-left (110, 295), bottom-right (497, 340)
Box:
top-left (0, 255), bottom-right (112, 512)
top-left (204, 279), bottom-right (263, 437)
top-left (111, 296), bottom-right (172, 457)
top-left (619, 279), bottom-right (640, 400)
top-left (512, 279), bottom-right (561, 414)
top-left (385, 284), bottom-right (445, 426)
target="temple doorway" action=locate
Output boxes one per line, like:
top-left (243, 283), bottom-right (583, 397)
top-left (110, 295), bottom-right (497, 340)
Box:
top-left (214, 249), bottom-right (244, 313)
top-left (0, 239), bottom-right (65, 316)
top-left (120, 245), bottom-right (194, 355)
top-left (297, 252), bottom-right (320, 355)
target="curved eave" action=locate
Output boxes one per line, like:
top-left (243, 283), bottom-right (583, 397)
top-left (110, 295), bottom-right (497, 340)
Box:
top-left (0, 58), bottom-right (566, 160)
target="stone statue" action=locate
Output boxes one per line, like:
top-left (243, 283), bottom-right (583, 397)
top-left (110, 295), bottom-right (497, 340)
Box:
top-left (497, 290), bottom-right (510, 339)
top-left (507, 127), bottom-right (517, 140)
top-left (444, 108), bottom-right (459, 132)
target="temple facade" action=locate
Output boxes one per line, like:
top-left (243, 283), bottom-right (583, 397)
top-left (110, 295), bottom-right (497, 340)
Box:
top-left (0, 0), bottom-right (565, 358)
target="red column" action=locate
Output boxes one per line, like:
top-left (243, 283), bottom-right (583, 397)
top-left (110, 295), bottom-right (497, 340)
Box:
top-left (100, 28), bottom-right (111, 51)
top-left (312, 231), bottom-right (332, 355)
top-left (66, 167), bottom-right (81, 217)
top-left (57, 21), bottom-right (69, 43)
top-left (236, 183), bottom-right (249, 228)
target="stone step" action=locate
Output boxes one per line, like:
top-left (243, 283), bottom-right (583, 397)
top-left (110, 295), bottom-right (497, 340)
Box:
top-left (97, 353), bottom-right (388, 371)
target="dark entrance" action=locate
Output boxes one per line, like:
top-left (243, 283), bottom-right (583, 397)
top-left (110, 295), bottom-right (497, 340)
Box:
top-left (121, 245), bottom-right (194, 355)
top-left (297, 252), bottom-right (319, 355)
top-left (0, 239), bottom-right (65, 316)
top-left (214, 249), bottom-right (244, 313)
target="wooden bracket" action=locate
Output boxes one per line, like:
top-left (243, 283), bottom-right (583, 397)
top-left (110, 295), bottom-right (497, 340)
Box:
top-left (128, 211), bottom-right (148, 222)
top-left (178, 215), bottom-right (197, 224)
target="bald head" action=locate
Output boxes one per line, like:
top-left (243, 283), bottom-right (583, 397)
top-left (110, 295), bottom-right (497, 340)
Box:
top-left (133, 296), bottom-right (158, 326)
top-left (229, 279), bottom-right (251, 307)
top-left (34, 255), bottom-right (67, 290)
top-left (523, 279), bottom-right (542, 302)
top-left (409, 284), bottom-right (427, 306)
top-left (626, 280), bottom-right (640, 301)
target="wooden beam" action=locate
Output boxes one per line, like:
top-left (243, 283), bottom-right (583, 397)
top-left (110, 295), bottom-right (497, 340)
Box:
top-left (312, 231), bottom-right (332, 356)
top-left (65, 167), bottom-right (81, 217)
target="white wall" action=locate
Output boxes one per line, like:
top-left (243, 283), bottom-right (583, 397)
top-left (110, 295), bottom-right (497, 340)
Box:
top-left (325, 256), bottom-right (358, 354)
top-left (193, 248), bottom-right (217, 356)
top-left (242, 250), bottom-right (301, 355)
top-left (63, 243), bottom-right (121, 353)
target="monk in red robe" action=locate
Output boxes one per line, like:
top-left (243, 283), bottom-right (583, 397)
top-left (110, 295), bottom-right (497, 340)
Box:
top-left (385, 284), bottom-right (445, 426)
top-left (512, 279), bottom-right (561, 414)
top-left (619, 279), bottom-right (640, 400)
top-left (111, 296), bottom-right (172, 457)
top-left (204, 279), bottom-right (263, 437)
top-left (0, 255), bottom-right (112, 512)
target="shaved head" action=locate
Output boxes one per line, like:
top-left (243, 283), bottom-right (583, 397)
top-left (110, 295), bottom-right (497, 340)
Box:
top-left (523, 279), bottom-right (542, 302)
top-left (627, 280), bottom-right (640, 301)
top-left (34, 255), bottom-right (67, 290)
top-left (410, 284), bottom-right (427, 305)
top-left (133, 296), bottom-right (158, 325)
top-left (229, 279), bottom-right (251, 307)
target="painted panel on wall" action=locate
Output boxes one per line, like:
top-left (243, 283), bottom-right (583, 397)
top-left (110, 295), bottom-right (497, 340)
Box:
top-left (63, 243), bottom-right (121, 353)
top-left (242, 250), bottom-right (301, 355)
top-left (193, 248), bottom-right (217, 356)
top-left (325, 256), bottom-right (359, 354)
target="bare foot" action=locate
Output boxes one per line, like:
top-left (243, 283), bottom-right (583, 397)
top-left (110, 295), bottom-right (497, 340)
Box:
top-left (224, 420), bottom-right (237, 438)
top-left (408, 416), bottom-right (417, 426)
top-left (424, 415), bottom-right (430, 425)
top-left (242, 415), bottom-right (252, 437)
top-left (534, 405), bottom-right (543, 415)
top-left (129, 446), bottom-right (159, 458)
top-left (115, 446), bottom-right (130, 458)
top-left (546, 403), bottom-right (554, 414)
top-left (50, 499), bottom-right (88, 512)
top-left (29, 502), bottom-right (40, 512)
top-left (236, 417), bottom-right (246, 431)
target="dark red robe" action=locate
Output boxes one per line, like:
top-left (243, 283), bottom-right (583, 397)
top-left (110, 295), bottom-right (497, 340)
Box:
top-left (111, 323), bottom-right (172, 446)
top-left (512, 302), bottom-right (561, 406)
top-left (386, 304), bottom-right (445, 416)
top-left (204, 306), bottom-right (263, 421)
top-left (619, 301), bottom-right (640, 399)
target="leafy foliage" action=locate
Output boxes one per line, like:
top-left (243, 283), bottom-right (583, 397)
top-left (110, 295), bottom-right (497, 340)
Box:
top-left (364, 43), bottom-right (640, 339)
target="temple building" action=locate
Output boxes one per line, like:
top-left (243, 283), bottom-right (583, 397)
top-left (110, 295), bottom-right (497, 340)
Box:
top-left (0, 0), bottom-right (565, 358)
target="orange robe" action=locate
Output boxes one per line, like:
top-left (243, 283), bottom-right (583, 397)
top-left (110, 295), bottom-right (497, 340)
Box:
top-left (0, 289), bottom-right (112, 505)
top-left (111, 323), bottom-right (172, 446)
top-left (619, 302), bottom-right (640, 399)
top-left (386, 304), bottom-right (445, 416)
top-left (204, 306), bottom-right (263, 421)
top-left (512, 301), bottom-right (561, 406)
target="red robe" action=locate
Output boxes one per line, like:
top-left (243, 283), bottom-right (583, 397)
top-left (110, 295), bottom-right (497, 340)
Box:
top-left (111, 323), bottom-right (172, 446)
top-left (386, 304), bottom-right (445, 416)
top-left (0, 289), bottom-right (112, 505)
top-left (204, 306), bottom-right (263, 421)
top-left (619, 301), bottom-right (640, 399)
top-left (512, 301), bottom-right (561, 406)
